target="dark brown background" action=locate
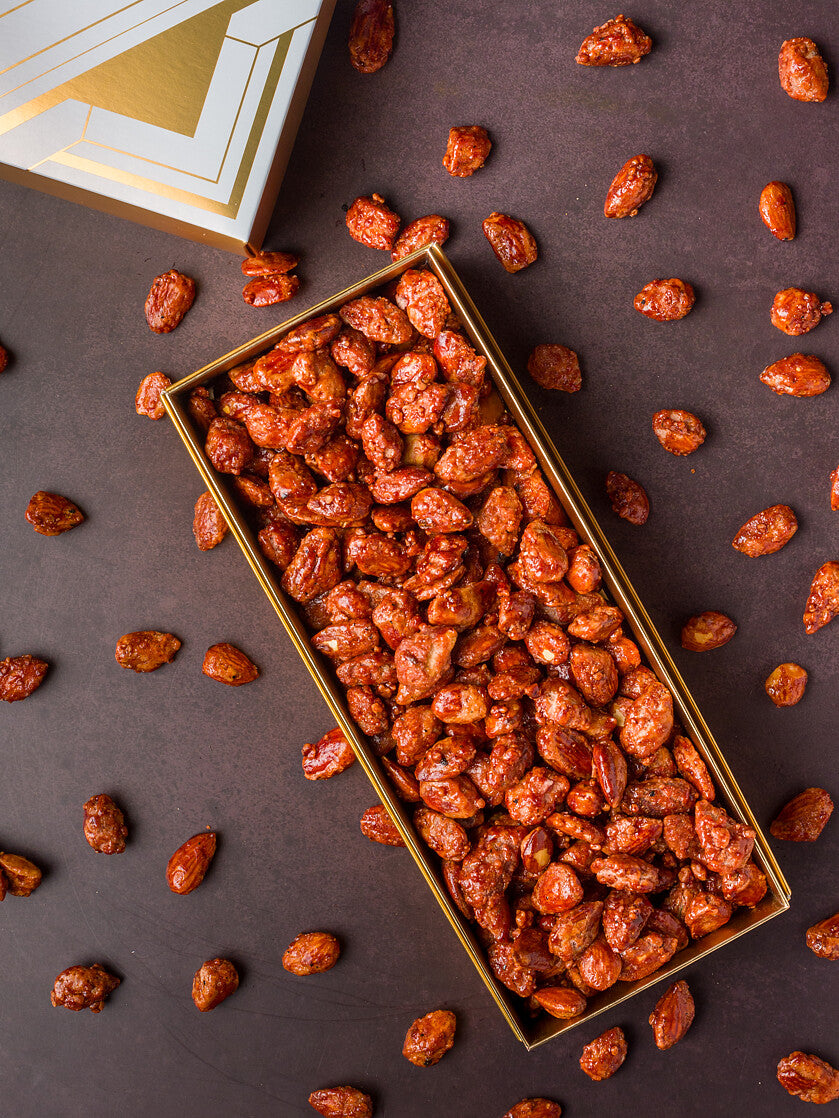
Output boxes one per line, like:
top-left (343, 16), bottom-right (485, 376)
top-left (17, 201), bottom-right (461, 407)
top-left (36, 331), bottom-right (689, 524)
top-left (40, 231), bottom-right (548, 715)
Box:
top-left (0, 2), bottom-right (837, 1115)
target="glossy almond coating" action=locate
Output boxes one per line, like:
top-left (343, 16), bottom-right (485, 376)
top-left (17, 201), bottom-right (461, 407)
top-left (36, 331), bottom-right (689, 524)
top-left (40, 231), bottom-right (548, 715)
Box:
top-left (360, 804), bottom-right (405, 846)
top-left (576, 14), bottom-right (651, 65)
top-left (765, 663), bottom-right (808, 706)
top-left (605, 471), bottom-right (649, 524)
top-left (649, 979), bottom-right (695, 1048)
top-left (302, 728), bottom-right (356, 779)
top-left (0, 852), bottom-right (42, 895)
top-left (532, 986), bottom-right (587, 1019)
top-left (192, 958), bottom-right (239, 1011)
top-left (652, 410), bottom-right (705, 455)
top-left (115, 630), bottom-right (180, 672)
top-left (759, 181), bottom-right (796, 240)
top-left (402, 1008), bottom-right (456, 1066)
top-left (482, 213), bottom-right (538, 273)
top-left (443, 125), bottom-right (491, 176)
top-left (761, 353), bottom-right (830, 396)
top-left (195, 269), bottom-right (771, 1030)
top-left (770, 788), bottom-right (833, 842)
top-left (51, 964), bottom-right (120, 1013)
top-left (635, 279), bottom-right (694, 321)
top-left (202, 642), bottom-right (259, 685)
top-left (166, 832), bottom-right (217, 894)
top-left (830, 465), bottom-right (839, 510)
top-left (243, 274), bottom-right (299, 306)
top-left (579, 1026), bottom-right (628, 1080)
top-left (135, 371), bottom-right (171, 419)
top-left (777, 1052), bottom-right (839, 1104)
top-left (25, 491), bottom-right (84, 535)
top-left (391, 215), bottom-right (450, 261)
top-left (502, 1101), bottom-right (562, 1118)
top-left (732, 504), bottom-right (798, 557)
top-left (241, 251), bottom-right (297, 277)
top-left (681, 612), bottom-right (736, 651)
top-left (778, 38), bottom-right (829, 102)
top-left (144, 268), bottom-right (195, 333)
top-left (0, 655), bottom-right (48, 702)
top-left (83, 794), bottom-right (127, 855)
top-left (806, 912), bottom-right (839, 959)
top-left (340, 296), bottom-right (412, 344)
top-left (527, 345), bottom-right (581, 392)
top-left (803, 562), bottom-right (839, 632)
top-left (348, 0), bottom-right (394, 74)
top-left (604, 154), bottom-right (657, 218)
top-left (308, 1087), bottom-right (373, 1118)
top-left (770, 288), bottom-right (832, 335)
top-left (282, 932), bottom-right (341, 975)
top-left (192, 490), bottom-right (228, 551)
top-left (346, 193), bottom-right (401, 250)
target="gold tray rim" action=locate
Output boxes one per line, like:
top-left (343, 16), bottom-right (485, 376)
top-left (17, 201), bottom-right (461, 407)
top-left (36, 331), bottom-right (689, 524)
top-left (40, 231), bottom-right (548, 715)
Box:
top-left (162, 245), bottom-right (790, 1050)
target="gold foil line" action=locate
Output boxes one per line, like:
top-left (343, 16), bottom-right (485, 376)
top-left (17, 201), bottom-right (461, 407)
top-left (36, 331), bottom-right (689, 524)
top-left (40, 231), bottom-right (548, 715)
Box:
top-left (0, 2), bottom-right (182, 85)
top-left (14, 24), bottom-right (296, 218)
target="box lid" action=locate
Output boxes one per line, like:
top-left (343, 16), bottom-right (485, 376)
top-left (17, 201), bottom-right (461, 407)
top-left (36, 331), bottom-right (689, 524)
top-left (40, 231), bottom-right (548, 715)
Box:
top-left (0, 0), bottom-right (335, 251)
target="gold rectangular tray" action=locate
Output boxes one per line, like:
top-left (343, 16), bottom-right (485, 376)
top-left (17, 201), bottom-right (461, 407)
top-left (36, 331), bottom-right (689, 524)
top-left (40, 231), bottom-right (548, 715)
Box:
top-left (162, 245), bottom-right (790, 1049)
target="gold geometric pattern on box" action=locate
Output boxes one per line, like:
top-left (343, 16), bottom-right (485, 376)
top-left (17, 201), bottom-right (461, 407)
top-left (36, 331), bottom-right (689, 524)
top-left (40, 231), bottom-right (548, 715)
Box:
top-left (0, 0), bottom-right (322, 219)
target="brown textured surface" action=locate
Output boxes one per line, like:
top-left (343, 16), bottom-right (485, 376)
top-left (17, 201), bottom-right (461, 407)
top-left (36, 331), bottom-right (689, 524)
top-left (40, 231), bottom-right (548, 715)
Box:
top-left (0, 2), bottom-right (836, 1114)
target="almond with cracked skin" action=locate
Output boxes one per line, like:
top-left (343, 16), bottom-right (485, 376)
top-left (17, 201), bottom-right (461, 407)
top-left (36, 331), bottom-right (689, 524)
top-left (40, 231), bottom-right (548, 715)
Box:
top-left (760, 182), bottom-right (795, 240)
top-left (192, 958), bottom-right (239, 1011)
top-left (732, 504), bottom-right (797, 556)
top-left (115, 631), bottom-right (180, 672)
top-left (579, 1026), bottom-right (628, 1079)
top-left (241, 251), bottom-right (298, 277)
top-left (0, 852), bottom-right (42, 896)
top-left (308, 1087), bottom-right (373, 1118)
top-left (166, 832), bottom-right (217, 894)
top-left (360, 804), bottom-right (405, 846)
top-left (604, 154), bottom-right (657, 218)
top-left (145, 268), bottom-right (195, 333)
top-left (193, 491), bottom-right (228, 551)
top-left (765, 663), bottom-right (808, 707)
top-left (652, 409), bottom-right (705, 454)
top-left (83, 794), bottom-right (127, 855)
top-left (761, 353), bottom-right (830, 397)
top-left (135, 371), bottom-right (171, 419)
top-left (635, 280), bottom-right (694, 321)
top-left (576, 14), bottom-right (651, 66)
top-left (348, 0), bottom-right (394, 75)
top-left (51, 964), bottom-right (120, 1013)
top-left (0, 655), bottom-right (48, 702)
top-left (771, 288), bottom-right (832, 335)
top-left (770, 788), bottom-right (833, 842)
top-left (681, 611), bottom-right (736, 651)
top-left (202, 642), bottom-right (258, 685)
top-left (25, 491), bottom-right (84, 535)
top-left (283, 932), bottom-right (341, 975)
top-left (605, 471), bottom-right (649, 524)
top-left (778, 38), bottom-right (828, 102)
top-left (809, 907), bottom-right (839, 961)
top-left (777, 1052), bottom-right (839, 1104)
top-left (482, 213), bottom-right (538, 273)
top-left (443, 125), bottom-right (491, 177)
top-left (527, 345), bottom-right (581, 392)
top-left (803, 562), bottom-right (839, 632)
top-left (649, 979), bottom-right (695, 1049)
top-left (501, 1101), bottom-right (562, 1118)
top-left (402, 1008), bottom-right (456, 1066)
top-left (806, 913), bottom-right (839, 960)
